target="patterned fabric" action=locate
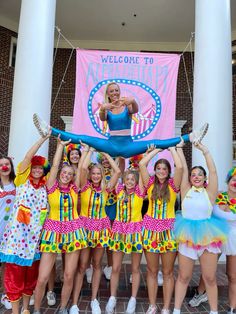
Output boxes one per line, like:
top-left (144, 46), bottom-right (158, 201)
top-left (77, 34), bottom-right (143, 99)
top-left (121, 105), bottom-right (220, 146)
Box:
top-left (216, 192), bottom-right (236, 214)
top-left (109, 183), bottom-right (144, 253)
top-left (40, 180), bottom-right (87, 253)
top-left (0, 183), bottom-right (16, 239)
top-left (80, 181), bottom-right (110, 248)
top-left (0, 163), bottom-right (47, 266)
top-left (142, 176), bottom-right (178, 253)
top-left (104, 168), bottom-right (117, 207)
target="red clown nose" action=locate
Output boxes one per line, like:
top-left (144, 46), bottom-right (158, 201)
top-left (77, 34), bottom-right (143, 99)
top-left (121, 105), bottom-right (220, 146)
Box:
top-left (1, 165), bottom-right (9, 171)
top-left (233, 182), bottom-right (236, 188)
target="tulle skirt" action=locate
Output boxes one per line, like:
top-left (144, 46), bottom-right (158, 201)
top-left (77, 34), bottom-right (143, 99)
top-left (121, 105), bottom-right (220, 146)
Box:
top-left (174, 213), bottom-right (228, 250)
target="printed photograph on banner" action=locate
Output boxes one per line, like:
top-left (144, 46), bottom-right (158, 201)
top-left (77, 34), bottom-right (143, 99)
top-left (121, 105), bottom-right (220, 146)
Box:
top-left (88, 79), bottom-right (161, 141)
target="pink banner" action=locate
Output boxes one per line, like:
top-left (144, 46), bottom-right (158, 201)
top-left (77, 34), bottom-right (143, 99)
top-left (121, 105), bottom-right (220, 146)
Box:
top-left (72, 49), bottom-right (180, 170)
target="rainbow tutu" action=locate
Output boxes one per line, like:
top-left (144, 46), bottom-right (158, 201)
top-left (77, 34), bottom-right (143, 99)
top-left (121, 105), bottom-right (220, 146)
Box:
top-left (174, 213), bottom-right (228, 250)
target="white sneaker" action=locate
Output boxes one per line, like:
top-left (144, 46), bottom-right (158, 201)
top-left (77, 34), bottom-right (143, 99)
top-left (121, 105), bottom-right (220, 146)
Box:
top-left (58, 309), bottom-right (68, 314)
top-left (69, 304), bottom-right (80, 314)
top-left (161, 309), bottom-right (170, 314)
top-left (190, 123), bottom-right (209, 144)
top-left (103, 265), bottom-right (112, 280)
top-left (1, 294), bottom-right (12, 310)
top-left (21, 309), bottom-right (30, 314)
top-left (33, 113), bottom-right (51, 138)
top-left (91, 299), bottom-right (101, 314)
top-left (146, 304), bottom-right (157, 314)
top-left (157, 270), bottom-right (163, 286)
top-left (188, 290), bottom-right (208, 307)
top-left (47, 291), bottom-right (56, 306)
top-left (29, 294), bottom-right (35, 306)
top-left (86, 265), bottom-right (93, 284)
top-left (126, 297), bottom-right (136, 314)
top-left (105, 296), bottom-right (117, 314)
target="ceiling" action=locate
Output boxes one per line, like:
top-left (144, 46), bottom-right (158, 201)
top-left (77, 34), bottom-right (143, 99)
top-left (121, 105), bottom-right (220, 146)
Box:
top-left (0, 0), bottom-right (236, 51)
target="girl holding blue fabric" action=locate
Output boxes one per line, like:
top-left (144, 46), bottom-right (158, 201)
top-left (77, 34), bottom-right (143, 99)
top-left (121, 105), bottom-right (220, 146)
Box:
top-left (173, 142), bottom-right (228, 314)
top-left (33, 137), bottom-right (87, 314)
top-left (33, 82), bottom-right (208, 158)
top-left (139, 146), bottom-right (183, 314)
top-left (105, 169), bottom-right (145, 314)
top-left (69, 146), bottom-right (121, 314)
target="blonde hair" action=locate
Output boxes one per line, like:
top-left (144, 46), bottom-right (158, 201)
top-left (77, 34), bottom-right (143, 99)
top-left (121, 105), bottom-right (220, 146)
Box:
top-left (58, 164), bottom-right (75, 183)
top-left (104, 82), bottom-right (120, 103)
top-left (88, 163), bottom-right (106, 190)
top-left (123, 169), bottom-right (139, 186)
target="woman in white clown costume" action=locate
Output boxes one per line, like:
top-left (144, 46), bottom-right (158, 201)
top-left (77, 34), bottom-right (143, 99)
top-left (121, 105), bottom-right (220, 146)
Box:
top-left (0, 134), bottom-right (50, 314)
top-left (0, 156), bottom-right (16, 310)
top-left (173, 142), bottom-right (228, 314)
top-left (212, 167), bottom-right (236, 314)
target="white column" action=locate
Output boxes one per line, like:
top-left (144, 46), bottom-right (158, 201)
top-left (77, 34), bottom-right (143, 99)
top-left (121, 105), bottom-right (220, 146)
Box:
top-left (192, 0), bottom-right (232, 190)
top-left (8, 0), bottom-right (56, 165)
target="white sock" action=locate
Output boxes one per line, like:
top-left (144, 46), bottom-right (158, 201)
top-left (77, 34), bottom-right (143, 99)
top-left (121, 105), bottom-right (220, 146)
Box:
top-left (173, 309), bottom-right (181, 314)
top-left (210, 311), bottom-right (218, 314)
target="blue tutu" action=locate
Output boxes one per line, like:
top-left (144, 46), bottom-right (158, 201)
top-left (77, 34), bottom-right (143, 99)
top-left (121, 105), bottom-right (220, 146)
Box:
top-left (174, 212), bottom-right (228, 249)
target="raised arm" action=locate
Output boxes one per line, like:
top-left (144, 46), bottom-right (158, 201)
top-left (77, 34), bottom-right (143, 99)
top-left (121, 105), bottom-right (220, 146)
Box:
top-left (169, 146), bottom-right (183, 190)
top-left (138, 170), bottom-right (145, 194)
top-left (80, 146), bottom-right (94, 189)
top-left (102, 153), bottom-right (121, 190)
top-left (19, 131), bottom-right (51, 173)
top-left (47, 137), bottom-right (71, 189)
top-left (74, 143), bottom-right (90, 189)
top-left (98, 103), bottom-right (108, 122)
top-left (195, 142), bottom-right (218, 202)
top-left (175, 142), bottom-right (191, 197)
top-left (139, 147), bottom-right (161, 187)
top-left (115, 157), bottom-right (125, 175)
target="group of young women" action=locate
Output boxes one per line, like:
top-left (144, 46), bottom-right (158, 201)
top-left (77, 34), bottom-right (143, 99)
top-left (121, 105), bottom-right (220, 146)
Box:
top-left (0, 82), bottom-right (235, 314)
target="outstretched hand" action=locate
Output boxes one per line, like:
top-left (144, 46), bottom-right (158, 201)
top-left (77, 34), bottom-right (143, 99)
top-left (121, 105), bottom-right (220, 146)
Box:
top-left (79, 141), bottom-right (89, 152)
top-left (146, 144), bottom-right (162, 154)
top-left (57, 135), bottom-right (71, 147)
top-left (194, 142), bottom-right (209, 154)
top-left (176, 137), bottom-right (185, 148)
top-left (44, 127), bottom-right (52, 140)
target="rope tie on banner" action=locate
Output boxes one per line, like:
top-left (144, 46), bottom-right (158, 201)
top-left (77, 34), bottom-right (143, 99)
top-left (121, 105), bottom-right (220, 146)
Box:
top-left (180, 32), bottom-right (195, 106)
top-left (52, 27), bottom-right (195, 112)
top-left (51, 27), bottom-right (76, 112)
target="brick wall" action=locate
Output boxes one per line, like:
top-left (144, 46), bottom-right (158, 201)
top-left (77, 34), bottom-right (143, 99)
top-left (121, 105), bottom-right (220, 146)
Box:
top-left (0, 25), bottom-right (235, 168)
top-left (0, 27), bottom-right (16, 156)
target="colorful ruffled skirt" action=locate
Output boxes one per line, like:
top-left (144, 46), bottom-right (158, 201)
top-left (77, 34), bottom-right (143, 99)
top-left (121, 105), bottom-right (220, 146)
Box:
top-left (109, 220), bottom-right (143, 253)
top-left (142, 215), bottom-right (177, 253)
top-left (174, 213), bottom-right (228, 250)
top-left (40, 218), bottom-right (87, 253)
top-left (79, 216), bottom-right (111, 248)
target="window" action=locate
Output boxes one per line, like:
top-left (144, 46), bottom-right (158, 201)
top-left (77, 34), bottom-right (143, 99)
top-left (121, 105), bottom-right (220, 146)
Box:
top-left (9, 37), bottom-right (17, 68)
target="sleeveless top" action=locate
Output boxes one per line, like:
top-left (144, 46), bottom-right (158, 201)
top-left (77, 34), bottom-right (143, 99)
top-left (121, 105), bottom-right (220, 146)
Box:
top-left (107, 107), bottom-right (132, 131)
top-left (182, 187), bottom-right (212, 220)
